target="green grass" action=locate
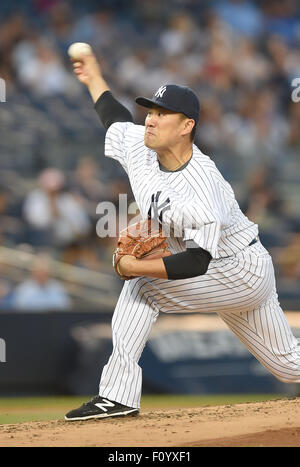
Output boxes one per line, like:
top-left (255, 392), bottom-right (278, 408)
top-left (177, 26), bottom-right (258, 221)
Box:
top-left (0, 394), bottom-right (284, 425)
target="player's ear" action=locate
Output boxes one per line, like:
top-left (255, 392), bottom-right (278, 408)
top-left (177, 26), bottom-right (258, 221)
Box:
top-left (181, 118), bottom-right (195, 138)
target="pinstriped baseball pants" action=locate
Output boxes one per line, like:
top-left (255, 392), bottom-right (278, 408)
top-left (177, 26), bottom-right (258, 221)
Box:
top-left (99, 241), bottom-right (300, 408)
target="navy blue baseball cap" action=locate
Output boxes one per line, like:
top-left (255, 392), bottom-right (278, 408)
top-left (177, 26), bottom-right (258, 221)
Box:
top-left (135, 84), bottom-right (200, 123)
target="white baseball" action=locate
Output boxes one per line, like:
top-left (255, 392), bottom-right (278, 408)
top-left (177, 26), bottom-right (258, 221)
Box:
top-left (67, 42), bottom-right (92, 59)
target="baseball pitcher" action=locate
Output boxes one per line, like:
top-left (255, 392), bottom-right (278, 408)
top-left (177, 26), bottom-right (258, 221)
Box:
top-left (65, 46), bottom-right (300, 421)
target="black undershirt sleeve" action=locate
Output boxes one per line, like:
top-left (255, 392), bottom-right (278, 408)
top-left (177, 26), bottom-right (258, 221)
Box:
top-left (94, 91), bottom-right (134, 130)
top-left (162, 247), bottom-right (212, 280)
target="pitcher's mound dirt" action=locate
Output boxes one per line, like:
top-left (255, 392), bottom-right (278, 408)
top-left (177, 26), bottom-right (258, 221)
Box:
top-left (0, 397), bottom-right (299, 447)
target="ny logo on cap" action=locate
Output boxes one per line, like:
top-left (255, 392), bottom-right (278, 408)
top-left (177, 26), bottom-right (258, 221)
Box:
top-left (155, 85), bottom-right (167, 99)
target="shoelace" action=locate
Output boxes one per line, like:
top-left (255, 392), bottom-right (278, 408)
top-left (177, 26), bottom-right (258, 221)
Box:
top-left (83, 396), bottom-right (99, 406)
top-left (89, 396), bottom-right (104, 404)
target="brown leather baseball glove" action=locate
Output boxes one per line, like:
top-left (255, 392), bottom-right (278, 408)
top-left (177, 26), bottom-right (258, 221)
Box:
top-left (112, 218), bottom-right (172, 280)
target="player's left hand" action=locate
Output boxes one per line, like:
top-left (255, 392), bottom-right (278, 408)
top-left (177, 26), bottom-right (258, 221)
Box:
top-left (112, 218), bottom-right (171, 280)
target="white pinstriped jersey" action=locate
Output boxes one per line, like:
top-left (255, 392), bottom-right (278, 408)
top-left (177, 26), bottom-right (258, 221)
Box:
top-left (105, 121), bottom-right (258, 259)
top-left (99, 120), bottom-right (300, 409)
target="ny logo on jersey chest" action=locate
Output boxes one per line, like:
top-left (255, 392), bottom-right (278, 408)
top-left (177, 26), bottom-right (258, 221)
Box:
top-left (148, 191), bottom-right (171, 225)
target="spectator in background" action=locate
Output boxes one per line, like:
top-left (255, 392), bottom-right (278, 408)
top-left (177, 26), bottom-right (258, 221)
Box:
top-left (260, 0), bottom-right (300, 46)
top-left (0, 12), bottom-right (29, 63)
top-left (69, 156), bottom-right (112, 217)
top-left (274, 225), bottom-right (300, 301)
top-left (277, 230), bottom-right (300, 280)
top-left (116, 47), bottom-right (153, 95)
top-left (197, 95), bottom-right (226, 151)
top-left (241, 166), bottom-right (291, 248)
top-left (23, 168), bottom-right (91, 248)
top-left (212, 0), bottom-right (264, 38)
top-left (159, 12), bottom-right (201, 57)
top-left (45, 1), bottom-right (75, 52)
top-left (0, 278), bottom-right (14, 310)
top-left (12, 253), bottom-right (71, 311)
top-left (232, 37), bottom-right (271, 87)
top-left (200, 32), bottom-right (234, 93)
top-left (215, 88), bottom-right (289, 168)
top-left (0, 184), bottom-right (24, 245)
top-left (265, 35), bottom-right (300, 113)
top-left (15, 38), bottom-right (75, 97)
top-left (66, 156), bottom-right (115, 270)
top-left (70, 7), bottom-right (121, 55)
top-left (288, 101), bottom-right (300, 148)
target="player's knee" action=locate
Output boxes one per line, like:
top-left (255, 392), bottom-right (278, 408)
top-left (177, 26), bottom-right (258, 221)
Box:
top-left (272, 371), bottom-right (300, 384)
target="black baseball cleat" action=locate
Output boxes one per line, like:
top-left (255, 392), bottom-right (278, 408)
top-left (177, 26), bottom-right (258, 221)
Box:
top-left (64, 395), bottom-right (139, 421)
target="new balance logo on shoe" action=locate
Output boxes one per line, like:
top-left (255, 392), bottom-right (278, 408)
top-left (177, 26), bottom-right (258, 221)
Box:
top-left (94, 398), bottom-right (115, 412)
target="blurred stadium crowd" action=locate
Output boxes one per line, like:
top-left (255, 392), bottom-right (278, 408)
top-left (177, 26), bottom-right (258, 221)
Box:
top-left (0, 0), bottom-right (299, 310)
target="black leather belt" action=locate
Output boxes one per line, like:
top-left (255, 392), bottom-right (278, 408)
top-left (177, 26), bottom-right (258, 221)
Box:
top-left (249, 236), bottom-right (259, 247)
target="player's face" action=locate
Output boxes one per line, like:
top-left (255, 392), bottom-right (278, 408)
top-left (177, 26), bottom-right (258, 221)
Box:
top-left (144, 106), bottom-right (189, 150)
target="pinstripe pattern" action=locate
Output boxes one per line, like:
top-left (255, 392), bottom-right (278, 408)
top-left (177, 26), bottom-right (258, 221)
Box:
top-left (99, 278), bottom-right (159, 407)
top-left (99, 122), bottom-right (300, 408)
top-left (105, 122), bottom-right (258, 259)
top-left (219, 295), bottom-right (300, 383)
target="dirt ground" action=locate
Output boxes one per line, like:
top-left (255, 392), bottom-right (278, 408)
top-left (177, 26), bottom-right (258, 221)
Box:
top-left (0, 397), bottom-right (300, 447)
